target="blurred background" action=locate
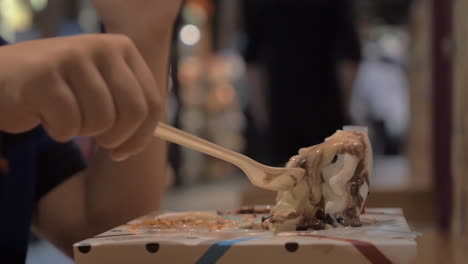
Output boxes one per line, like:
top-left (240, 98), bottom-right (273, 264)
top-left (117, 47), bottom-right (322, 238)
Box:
top-left (0, 0), bottom-right (466, 263)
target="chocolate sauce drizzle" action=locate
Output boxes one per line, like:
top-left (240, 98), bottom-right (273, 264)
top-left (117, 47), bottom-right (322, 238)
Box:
top-left (264, 131), bottom-right (370, 230)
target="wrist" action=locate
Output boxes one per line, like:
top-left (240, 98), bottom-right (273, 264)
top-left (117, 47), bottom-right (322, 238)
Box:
top-left (104, 20), bottom-right (174, 39)
top-left (104, 25), bottom-right (173, 59)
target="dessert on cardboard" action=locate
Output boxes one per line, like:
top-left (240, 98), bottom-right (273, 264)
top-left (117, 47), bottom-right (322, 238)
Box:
top-left (74, 127), bottom-right (418, 263)
top-left (74, 207), bottom-right (418, 264)
top-left (265, 129), bottom-right (373, 231)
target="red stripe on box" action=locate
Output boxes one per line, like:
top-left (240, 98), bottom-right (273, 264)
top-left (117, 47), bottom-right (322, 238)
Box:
top-left (303, 235), bottom-right (392, 264)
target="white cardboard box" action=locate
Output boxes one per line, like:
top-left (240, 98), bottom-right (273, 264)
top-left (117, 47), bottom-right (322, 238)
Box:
top-left (74, 208), bottom-right (417, 264)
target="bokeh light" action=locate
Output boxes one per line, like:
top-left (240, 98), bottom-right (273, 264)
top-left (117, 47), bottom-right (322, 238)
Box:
top-left (179, 24), bottom-right (201, 46)
top-left (29, 0), bottom-right (48, 12)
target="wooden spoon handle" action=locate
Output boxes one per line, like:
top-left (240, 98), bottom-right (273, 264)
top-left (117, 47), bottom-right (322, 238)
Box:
top-left (154, 122), bottom-right (248, 168)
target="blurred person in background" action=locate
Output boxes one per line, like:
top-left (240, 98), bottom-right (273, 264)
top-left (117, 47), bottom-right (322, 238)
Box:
top-left (0, 1), bottom-right (182, 262)
top-left (350, 0), bottom-right (412, 155)
top-left (242, 0), bottom-right (362, 165)
top-left (350, 29), bottom-right (409, 155)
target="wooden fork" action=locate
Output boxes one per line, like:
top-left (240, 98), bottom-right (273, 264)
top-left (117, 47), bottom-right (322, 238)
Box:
top-left (154, 122), bottom-right (304, 191)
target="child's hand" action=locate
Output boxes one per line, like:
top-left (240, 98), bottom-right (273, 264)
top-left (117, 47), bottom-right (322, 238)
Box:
top-left (0, 34), bottom-right (161, 161)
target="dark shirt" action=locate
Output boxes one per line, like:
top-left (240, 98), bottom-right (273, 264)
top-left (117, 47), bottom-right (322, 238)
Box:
top-left (242, 0), bottom-right (362, 164)
top-left (0, 37), bottom-right (86, 263)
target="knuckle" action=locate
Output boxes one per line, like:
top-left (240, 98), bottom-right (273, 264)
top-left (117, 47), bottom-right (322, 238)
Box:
top-left (49, 127), bottom-right (74, 142)
top-left (63, 45), bottom-right (84, 62)
top-left (95, 135), bottom-right (116, 149)
top-left (39, 57), bottom-right (57, 72)
top-left (84, 110), bottom-right (115, 135)
top-left (57, 47), bottom-right (86, 72)
top-left (96, 35), bottom-right (133, 58)
top-left (35, 66), bottom-right (59, 86)
top-left (112, 34), bottom-right (134, 51)
top-left (87, 35), bottom-right (110, 56)
top-left (125, 100), bottom-right (148, 121)
top-left (115, 136), bottom-right (147, 157)
top-left (97, 35), bottom-right (137, 62)
top-left (146, 97), bottom-right (162, 120)
top-left (100, 106), bottom-right (116, 127)
top-left (32, 55), bottom-right (59, 80)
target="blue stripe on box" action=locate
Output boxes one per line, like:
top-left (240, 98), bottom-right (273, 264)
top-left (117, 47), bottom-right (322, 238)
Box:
top-left (196, 237), bottom-right (261, 264)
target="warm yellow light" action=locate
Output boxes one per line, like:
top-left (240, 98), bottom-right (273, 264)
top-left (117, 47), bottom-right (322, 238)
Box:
top-left (30, 0), bottom-right (48, 12)
top-left (1, 0), bottom-right (32, 32)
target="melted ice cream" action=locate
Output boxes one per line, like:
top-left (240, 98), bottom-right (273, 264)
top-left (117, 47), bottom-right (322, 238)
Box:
top-left (263, 130), bottom-right (372, 231)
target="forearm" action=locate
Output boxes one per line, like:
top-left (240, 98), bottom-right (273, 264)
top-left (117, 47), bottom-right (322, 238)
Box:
top-left (114, 28), bottom-right (173, 98)
top-left (83, 24), bottom-right (173, 227)
top-left (85, 139), bottom-right (168, 228)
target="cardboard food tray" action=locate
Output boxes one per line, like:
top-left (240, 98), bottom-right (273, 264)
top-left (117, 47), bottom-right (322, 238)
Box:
top-left (74, 208), bottom-right (418, 264)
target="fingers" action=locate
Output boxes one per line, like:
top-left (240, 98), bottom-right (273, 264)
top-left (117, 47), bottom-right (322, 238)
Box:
top-left (95, 58), bottom-right (146, 148)
top-left (92, 36), bottom-right (161, 161)
top-left (0, 86), bottom-right (40, 133)
top-left (108, 44), bottom-right (161, 160)
top-left (124, 43), bottom-right (161, 104)
top-left (62, 57), bottom-right (116, 137)
top-left (28, 74), bottom-right (81, 142)
top-left (109, 108), bottom-right (158, 160)
top-left (27, 34), bottom-right (162, 160)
